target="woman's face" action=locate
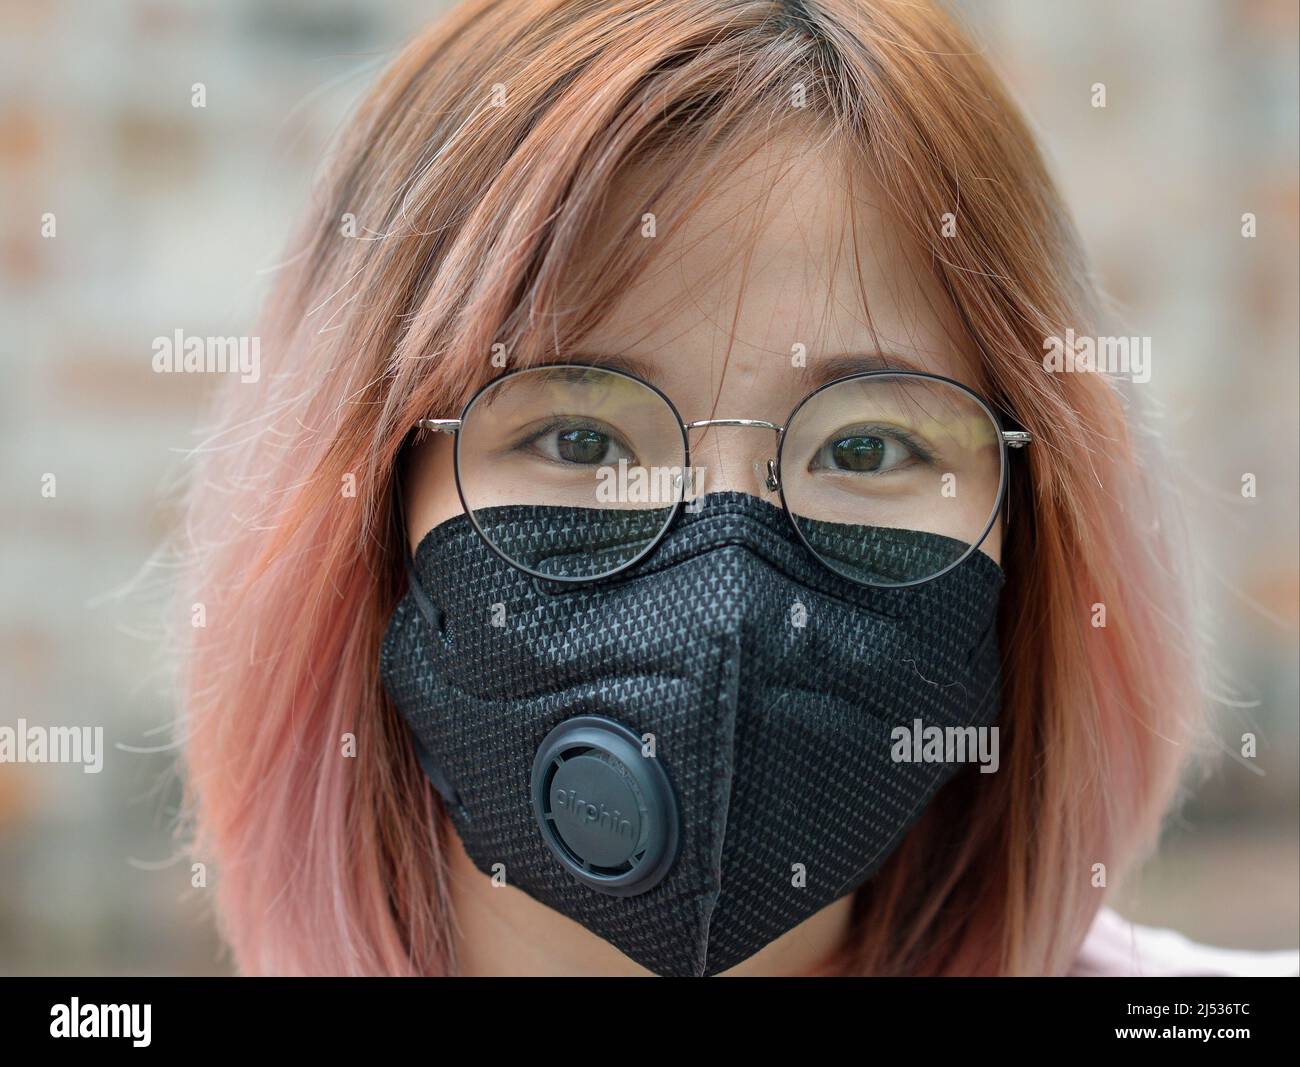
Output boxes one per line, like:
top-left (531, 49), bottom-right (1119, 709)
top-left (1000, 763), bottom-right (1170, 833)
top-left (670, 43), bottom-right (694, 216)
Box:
top-left (404, 135), bottom-right (998, 976)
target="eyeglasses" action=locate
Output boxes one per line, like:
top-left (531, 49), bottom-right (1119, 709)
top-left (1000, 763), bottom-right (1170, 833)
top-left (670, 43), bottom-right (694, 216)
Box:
top-left (414, 363), bottom-right (1031, 588)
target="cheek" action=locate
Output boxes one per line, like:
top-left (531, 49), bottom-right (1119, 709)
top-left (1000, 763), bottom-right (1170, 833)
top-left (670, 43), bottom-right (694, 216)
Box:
top-left (404, 436), bottom-right (461, 552)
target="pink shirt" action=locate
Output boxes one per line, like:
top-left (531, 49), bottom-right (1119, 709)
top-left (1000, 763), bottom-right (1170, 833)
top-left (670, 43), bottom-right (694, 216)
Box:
top-left (1071, 908), bottom-right (1300, 976)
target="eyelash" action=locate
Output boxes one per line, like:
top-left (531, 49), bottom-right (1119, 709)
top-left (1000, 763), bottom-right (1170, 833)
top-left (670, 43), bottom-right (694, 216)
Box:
top-left (508, 417), bottom-right (935, 476)
top-left (515, 417), bottom-right (636, 465)
top-left (809, 426), bottom-right (937, 472)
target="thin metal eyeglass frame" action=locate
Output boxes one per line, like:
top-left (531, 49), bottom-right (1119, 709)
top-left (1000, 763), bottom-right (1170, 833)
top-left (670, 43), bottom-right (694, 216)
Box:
top-left (414, 363), bottom-right (1032, 589)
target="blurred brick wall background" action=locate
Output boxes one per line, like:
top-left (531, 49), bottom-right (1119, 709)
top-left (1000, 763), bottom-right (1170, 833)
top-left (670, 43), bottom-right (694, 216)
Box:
top-left (0, 0), bottom-right (1295, 975)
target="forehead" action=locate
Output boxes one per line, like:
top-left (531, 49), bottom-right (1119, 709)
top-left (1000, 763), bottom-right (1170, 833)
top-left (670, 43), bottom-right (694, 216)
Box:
top-left (567, 132), bottom-right (978, 416)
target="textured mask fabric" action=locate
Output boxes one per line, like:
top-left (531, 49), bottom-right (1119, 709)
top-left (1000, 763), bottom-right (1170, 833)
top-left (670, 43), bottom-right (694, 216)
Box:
top-left (379, 491), bottom-right (1004, 977)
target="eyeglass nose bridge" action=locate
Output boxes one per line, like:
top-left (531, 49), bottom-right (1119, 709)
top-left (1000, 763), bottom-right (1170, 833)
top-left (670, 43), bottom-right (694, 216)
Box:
top-left (683, 417), bottom-right (783, 492)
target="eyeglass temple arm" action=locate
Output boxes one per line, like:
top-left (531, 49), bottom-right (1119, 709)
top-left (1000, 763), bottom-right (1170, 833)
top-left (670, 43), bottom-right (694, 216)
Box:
top-left (417, 419), bottom-right (462, 433)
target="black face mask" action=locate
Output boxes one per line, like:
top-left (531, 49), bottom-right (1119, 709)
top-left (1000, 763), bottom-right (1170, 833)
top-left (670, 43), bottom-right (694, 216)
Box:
top-left (379, 491), bottom-right (1004, 977)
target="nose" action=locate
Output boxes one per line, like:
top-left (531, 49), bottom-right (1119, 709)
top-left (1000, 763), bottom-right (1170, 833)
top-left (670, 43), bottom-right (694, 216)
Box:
top-left (684, 421), bottom-right (783, 499)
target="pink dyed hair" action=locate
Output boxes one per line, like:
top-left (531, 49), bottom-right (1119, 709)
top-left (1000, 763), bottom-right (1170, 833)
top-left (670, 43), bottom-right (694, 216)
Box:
top-left (178, 0), bottom-right (1201, 975)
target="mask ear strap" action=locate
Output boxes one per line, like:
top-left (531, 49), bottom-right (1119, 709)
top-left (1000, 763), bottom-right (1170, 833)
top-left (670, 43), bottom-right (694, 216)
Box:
top-left (390, 463), bottom-right (444, 634)
top-left (410, 728), bottom-right (466, 819)
top-left (389, 462), bottom-right (463, 816)
top-left (402, 544), bottom-right (445, 634)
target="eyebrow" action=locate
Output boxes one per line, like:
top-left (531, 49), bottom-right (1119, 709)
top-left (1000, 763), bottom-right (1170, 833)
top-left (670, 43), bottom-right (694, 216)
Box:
top-left (543, 350), bottom-right (664, 383)
top-left (556, 349), bottom-right (925, 389)
top-left (795, 351), bottom-right (927, 390)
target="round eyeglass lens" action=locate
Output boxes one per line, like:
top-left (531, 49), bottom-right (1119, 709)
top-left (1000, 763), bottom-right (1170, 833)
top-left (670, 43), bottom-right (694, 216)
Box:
top-left (455, 366), bottom-right (688, 580)
top-left (779, 374), bottom-right (1005, 587)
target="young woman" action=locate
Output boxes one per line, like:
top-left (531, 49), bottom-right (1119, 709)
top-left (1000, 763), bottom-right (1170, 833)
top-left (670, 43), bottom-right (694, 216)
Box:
top-left (176, 0), bottom-right (1294, 976)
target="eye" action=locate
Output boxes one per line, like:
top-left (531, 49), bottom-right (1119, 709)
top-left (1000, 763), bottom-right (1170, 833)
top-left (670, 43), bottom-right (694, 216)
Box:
top-left (522, 418), bottom-right (637, 466)
top-left (554, 427), bottom-right (609, 464)
top-left (811, 427), bottom-right (929, 474)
